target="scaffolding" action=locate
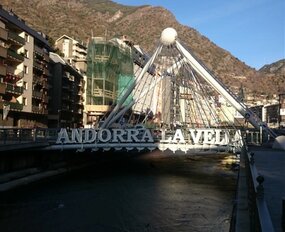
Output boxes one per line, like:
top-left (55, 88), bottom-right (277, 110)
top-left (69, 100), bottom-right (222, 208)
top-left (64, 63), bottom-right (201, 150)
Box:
top-left (85, 37), bottom-right (134, 124)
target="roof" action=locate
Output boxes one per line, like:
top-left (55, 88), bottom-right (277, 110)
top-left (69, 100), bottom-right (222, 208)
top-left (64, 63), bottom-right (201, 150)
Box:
top-left (49, 52), bottom-right (66, 65)
top-left (49, 52), bottom-right (84, 77)
top-left (55, 34), bottom-right (87, 48)
top-left (55, 35), bottom-right (75, 43)
top-left (0, 6), bottom-right (50, 49)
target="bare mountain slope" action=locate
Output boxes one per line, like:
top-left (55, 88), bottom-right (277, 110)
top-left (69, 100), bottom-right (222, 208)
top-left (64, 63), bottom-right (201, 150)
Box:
top-left (1, 0), bottom-right (283, 96)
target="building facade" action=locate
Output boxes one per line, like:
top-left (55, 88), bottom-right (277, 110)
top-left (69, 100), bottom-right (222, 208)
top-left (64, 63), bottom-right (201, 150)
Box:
top-left (85, 37), bottom-right (134, 127)
top-left (279, 93), bottom-right (285, 128)
top-left (49, 53), bottom-right (84, 128)
top-left (0, 6), bottom-right (51, 128)
top-left (55, 35), bottom-right (87, 75)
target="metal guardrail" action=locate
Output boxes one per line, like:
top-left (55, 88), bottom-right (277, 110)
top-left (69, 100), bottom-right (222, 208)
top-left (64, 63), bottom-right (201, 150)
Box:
top-left (242, 129), bottom-right (273, 145)
top-left (244, 148), bottom-right (275, 232)
top-left (34, 45), bottom-right (44, 56)
top-left (6, 83), bottom-right (24, 94)
top-left (8, 31), bottom-right (25, 45)
top-left (7, 49), bottom-right (24, 61)
top-left (0, 128), bottom-right (59, 145)
top-left (3, 101), bottom-right (23, 111)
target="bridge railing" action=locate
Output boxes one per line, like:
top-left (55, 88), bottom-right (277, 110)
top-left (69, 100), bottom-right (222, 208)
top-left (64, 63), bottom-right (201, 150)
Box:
top-left (0, 128), bottom-right (59, 145)
top-left (243, 146), bottom-right (275, 231)
top-left (0, 128), bottom-right (34, 144)
top-left (33, 128), bottom-right (59, 143)
top-left (242, 129), bottom-right (272, 145)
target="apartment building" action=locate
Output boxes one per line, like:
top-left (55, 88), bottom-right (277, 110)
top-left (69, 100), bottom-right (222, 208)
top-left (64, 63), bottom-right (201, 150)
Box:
top-left (55, 35), bottom-right (87, 75)
top-left (84, 37), bottom-right (132, 126)
top-left (0, 6), bottom-right (51, 128)
top-left (49, 53), bottom-right (84, 128)
top-left (249, 103), bottom-right (280, 128)
top-left (55, 35), bottom-right (87, 125)
top-left (279, 93), bottom-right (285, 128)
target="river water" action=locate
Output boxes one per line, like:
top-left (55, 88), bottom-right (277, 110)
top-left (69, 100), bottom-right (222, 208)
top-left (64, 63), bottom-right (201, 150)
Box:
top-left (0, 150), bottom-right (238, 232)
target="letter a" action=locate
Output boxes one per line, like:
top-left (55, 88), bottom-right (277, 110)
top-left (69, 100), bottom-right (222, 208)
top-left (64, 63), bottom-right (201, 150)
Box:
top-left (56, 128), bottom-right (71, 144)
top-left (172, 129), bottom-right (185, 143)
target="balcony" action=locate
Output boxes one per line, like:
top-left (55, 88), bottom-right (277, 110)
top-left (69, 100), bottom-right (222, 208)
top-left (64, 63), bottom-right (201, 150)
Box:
top-left (43, 67), bottom-right (50, 76)
top-left (34, 46), bottom-right (44, 56)
top-left (0, 27), bottom-right (8, 41)
top-left (32, 105), bottom-right (46, 114)
top-left (7, 49), bottom-right (24, 62)
top-left (33, 76), bottom-right (48, 89)
top-left (32, 90), bottom-right (42, 99)
top-left (32, 105), bottom-right (40, 113)
top-left (5, 70), bottom-right (24, 83)
top-left (33, 60), bottom-right (44, 71)
top-left (95, 55), bottom-right (110, 62)
top-left (8, 31), bottom-right (25, 46)
top-left (0, 82), bottom-right (6, 94)
top-left (0, 46), bottom-right (7, 59)
top-left (105, 90), bottom-right (115, 99)
top-left (0, 63), bottom-right (7, 76)
top-left (3, 101), bottom-right (23, 111)
top-left (43, 53), bottom-right (49, 62)
top-left (42, 80), bottom-right (48, 89)
top-left (33, 74), bottom-right (43, 82)
top-left (42, 95), bottom-right (48, 103)
top-left (5, 83), bottom-right (24, 95)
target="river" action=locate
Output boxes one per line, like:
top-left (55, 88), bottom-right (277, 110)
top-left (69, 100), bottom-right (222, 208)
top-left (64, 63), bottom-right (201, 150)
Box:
top-left (0, 150), bottom-right (238, 232)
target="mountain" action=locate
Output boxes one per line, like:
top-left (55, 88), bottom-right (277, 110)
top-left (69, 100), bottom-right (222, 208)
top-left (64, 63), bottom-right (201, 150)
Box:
top-left (259, 59), bottom-right (285, 94)
top-left (259, 59), bottom-right (285, 76)
top-left (1, 0), bottom-right (284, 97)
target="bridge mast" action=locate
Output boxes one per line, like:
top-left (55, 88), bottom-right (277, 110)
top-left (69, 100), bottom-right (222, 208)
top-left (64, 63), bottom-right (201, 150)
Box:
top-left (100, 27), bottom-right (277, 139)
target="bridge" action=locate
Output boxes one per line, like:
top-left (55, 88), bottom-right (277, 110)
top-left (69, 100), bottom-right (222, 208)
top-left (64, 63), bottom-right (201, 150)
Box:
top-left (45, 28), bottom-right (282, 153)
top-left (1, 28), bottom-right (284, 153)
top-left (1, 28), bottom-right (284, 232)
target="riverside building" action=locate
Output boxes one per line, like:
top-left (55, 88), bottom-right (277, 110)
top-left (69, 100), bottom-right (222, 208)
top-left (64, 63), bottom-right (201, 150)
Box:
top-left (0, 6), bottom-right (51, 128)
top-left (49, 53), bottom-right (85, 128)
top-left (85, 36), bottom-right (159, 128)
top-left (54, 35), bottom-right (87, 75)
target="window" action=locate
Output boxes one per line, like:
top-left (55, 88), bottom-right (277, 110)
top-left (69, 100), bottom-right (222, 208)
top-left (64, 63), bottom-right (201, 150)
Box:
top-left (24, 34), bottom-right (29, 42)
top-left (23, 81), bottom-right (27, 89)
top-left (24, 49), bottom-right (29, 58)
top-left (24, 66), bottom-right (28, 74)
top-left (22, 97), bottom-right (27, 106)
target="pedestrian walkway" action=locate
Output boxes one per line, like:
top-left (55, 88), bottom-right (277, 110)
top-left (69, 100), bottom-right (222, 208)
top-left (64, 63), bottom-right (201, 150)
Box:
top-left (249, 145), bottom-right (285, 232)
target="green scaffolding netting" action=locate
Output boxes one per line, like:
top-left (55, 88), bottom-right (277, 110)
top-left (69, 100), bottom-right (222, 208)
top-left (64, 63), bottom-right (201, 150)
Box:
top-left (86, 38), bottom-right (134, 107)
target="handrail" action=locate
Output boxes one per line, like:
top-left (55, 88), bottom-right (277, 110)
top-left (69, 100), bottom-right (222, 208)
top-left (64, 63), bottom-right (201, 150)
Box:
top-left (0, 128), bottom-right (59, 145)
top-left (245, 149), bottom-right (275, 231)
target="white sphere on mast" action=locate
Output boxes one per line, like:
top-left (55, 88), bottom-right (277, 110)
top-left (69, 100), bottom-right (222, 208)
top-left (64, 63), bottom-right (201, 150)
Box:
top-left (160, 27), bottom-right (177, 45)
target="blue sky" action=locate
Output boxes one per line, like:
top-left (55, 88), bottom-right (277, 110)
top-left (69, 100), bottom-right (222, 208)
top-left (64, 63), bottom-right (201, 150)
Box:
top-left (114, 0), bottom-right (285, 70)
